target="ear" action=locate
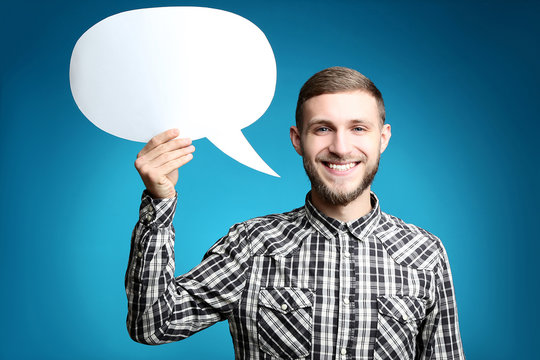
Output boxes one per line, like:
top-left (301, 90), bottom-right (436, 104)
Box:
top-left (379, 123), bottom-right (391, 154)
top-left (290, 126), bottom-right (303, 156)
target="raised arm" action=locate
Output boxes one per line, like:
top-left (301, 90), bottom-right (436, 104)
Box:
top-left (125, 129), bottom-right (251, 344)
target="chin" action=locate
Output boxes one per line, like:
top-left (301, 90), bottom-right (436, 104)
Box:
top-left (303, 155), bottom-right (378, 207)
top-left (313, 182), bottom-right (366, 207)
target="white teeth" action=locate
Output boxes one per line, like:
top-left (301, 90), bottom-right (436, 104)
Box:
top-left (328, 163), bottom-right (356, 171)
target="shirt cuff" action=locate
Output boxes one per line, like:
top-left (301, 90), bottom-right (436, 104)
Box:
top-left (138, 190), bottom-right (178, 228)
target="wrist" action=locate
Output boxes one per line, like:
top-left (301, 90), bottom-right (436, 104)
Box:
top-left (148, 189), bottom-right (177, 199)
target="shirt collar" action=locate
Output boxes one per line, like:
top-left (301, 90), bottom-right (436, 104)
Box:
top-left (304, 191), bottom-right (382, 241)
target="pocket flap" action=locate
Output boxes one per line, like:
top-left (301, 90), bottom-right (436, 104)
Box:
top-left (377, 296), bottom-right (426, 323)
top-left (259, 288), bottom-right (313, 314)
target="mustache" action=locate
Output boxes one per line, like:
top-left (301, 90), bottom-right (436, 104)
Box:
top-left (316, 154), bottom-right (367, 163)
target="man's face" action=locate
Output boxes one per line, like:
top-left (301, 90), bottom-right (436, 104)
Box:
top-left (290, 91), bottom-right (391, 206)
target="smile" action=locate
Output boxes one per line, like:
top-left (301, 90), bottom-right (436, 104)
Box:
top-left (324, 162), bottom-right (358, 171)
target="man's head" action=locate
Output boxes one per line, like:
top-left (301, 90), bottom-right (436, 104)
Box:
top-left (295, 67), bottom-right (386, 133)
top-left (290, 67), bottom-right (391, 207)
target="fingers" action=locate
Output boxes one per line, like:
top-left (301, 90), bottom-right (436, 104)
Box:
top-left (138, 128), bottom-right (181, 158)
top-left (134, 129), bottom-right (196, 198)
top-left (140, 137), bottom-right (193, 164)
top-left (159, 153), bottom-right (194, 175)
top-left (147, 144), bottom-right (196, 169)
top-left (135, 142), bottom-right (195, 171)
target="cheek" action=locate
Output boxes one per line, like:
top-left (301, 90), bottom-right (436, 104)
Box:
top-left (363, 138), bottom-right (382, 155)
top-left (302, 139), bottom-right (327, 158)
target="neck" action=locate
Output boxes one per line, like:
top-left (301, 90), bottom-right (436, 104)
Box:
top-left (311, 188), bottom-right (373, 222)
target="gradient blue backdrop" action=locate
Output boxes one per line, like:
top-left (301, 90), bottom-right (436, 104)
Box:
top-left (1, 0), bottom-right (538, 359)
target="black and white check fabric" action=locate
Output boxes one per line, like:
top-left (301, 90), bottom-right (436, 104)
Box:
top-left (126, 191), bottom-right (465, 359)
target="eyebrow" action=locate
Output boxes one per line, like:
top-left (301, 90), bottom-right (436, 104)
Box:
top-left (306, 118), bottom-right (373, 127)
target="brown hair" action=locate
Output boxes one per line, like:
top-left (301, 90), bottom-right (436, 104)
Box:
top-left (295, 66), bottom-right (385, 131)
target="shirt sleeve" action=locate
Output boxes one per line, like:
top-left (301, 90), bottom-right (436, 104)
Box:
top-left (125, 191), bottom-right (251, 345)
top-left (417, 241), bottom-right (466, 359)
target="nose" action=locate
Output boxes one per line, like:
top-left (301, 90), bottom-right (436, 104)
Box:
top-left (328, 130), bottom-right (352, 157)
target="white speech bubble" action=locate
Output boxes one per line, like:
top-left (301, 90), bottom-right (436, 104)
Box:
top-left (70, 7), bottom-right (278, 177)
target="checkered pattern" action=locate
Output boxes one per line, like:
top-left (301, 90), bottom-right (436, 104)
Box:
top-left (126, 191), bottom-right (465, 359)
top-left (258, 288), bottom-right (313, 359)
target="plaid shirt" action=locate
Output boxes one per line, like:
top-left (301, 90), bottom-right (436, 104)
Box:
top-left (126, 191), bottom-right (465, 360)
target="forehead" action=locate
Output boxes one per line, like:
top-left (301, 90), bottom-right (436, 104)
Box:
top-left (303, 91), bottom-right (379, 126)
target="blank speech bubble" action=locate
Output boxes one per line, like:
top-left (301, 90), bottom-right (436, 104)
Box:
top-left (70, 7), bottom-right (278, 177)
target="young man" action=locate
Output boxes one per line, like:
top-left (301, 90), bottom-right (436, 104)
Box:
top-left (126, 67), bottom-right (465, 359)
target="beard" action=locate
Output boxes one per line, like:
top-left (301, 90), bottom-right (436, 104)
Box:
top-left (302, 152), bottom-right (380, 207)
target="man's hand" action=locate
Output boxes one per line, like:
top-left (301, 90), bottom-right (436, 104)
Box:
top-left (135, 129), bottom-right (195, 199)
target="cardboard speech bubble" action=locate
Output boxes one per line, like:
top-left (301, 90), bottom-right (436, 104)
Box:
top-left (70, 7), bottom-right (278, 176)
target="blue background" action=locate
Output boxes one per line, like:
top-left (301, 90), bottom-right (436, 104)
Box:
top-left (1, 0), bottom-right (538, 358)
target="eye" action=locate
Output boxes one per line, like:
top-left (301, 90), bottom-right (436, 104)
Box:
top-left (353, 126), bottom-right (365, 132)
top-left (316, 126), bottom-right (330, 133)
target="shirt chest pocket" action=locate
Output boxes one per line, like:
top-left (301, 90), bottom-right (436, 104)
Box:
top-left (257, 287), bottom-right (314, 359)
top-left (375, 296), bottom-right (427, 360)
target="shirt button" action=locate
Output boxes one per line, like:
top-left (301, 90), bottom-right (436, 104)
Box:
top-left (281, 304), bottom-right (288, 311)
top-left (340, 348), bottom-right (347, 355)
top-left (137, 251), bottom-right (143, 258)
top-left (343, 298), bottom-right (350, 305)
top-left (402, 314), bottom-right (409, 321)
top-left (344, 251), bottom-right (350, 258)
top-left (144, 214), bottom-right (153, 223)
